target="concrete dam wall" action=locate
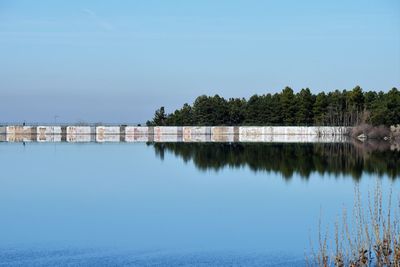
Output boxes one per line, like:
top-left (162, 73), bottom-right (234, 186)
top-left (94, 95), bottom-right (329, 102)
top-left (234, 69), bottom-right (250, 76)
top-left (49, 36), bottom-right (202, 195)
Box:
top-left (0, 125), bottom-right (351, 143)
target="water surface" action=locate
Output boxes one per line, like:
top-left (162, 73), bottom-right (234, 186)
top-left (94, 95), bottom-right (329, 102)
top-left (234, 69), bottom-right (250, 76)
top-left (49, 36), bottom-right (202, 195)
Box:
top-left (0, 142), bottom-right (398, 266)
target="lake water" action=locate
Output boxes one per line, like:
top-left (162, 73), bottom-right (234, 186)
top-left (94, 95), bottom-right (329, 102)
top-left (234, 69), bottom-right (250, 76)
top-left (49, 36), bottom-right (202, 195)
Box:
top-left (0, 141), bottom-right (398, 266)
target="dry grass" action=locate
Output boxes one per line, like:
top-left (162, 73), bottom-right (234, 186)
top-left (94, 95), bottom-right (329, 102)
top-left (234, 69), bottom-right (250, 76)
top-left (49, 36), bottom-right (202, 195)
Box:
top-left (351, 124), bottom-right (391, 140)
top-left (308, 181), bottom-right (400, 266)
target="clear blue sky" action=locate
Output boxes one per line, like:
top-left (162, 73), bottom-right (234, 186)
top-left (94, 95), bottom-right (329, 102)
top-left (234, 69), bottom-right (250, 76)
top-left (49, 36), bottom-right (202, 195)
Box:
top-left (0, 0), bottom-right (399, 123)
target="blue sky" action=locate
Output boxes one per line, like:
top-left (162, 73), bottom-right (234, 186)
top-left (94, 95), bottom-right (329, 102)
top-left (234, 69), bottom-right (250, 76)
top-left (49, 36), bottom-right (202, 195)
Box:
top-left (0, 0), bottom-right (399, 123)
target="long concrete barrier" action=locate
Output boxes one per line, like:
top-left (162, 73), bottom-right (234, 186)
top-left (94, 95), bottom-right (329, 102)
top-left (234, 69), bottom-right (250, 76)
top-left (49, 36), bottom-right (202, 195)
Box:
top-left (0, 125), bottom-right (352, 143)
top-left (96, 126), bottom-right (121, 142)
top-left (154, 126), bottom-right (182, 135)
top-left (0, 126), bottom-right (35, 142)
top-left (37, 134), bottom-right (62, 143)
top-left (211, 126), bottom-right (235, 135)
top-left (183, 127), bottom-right (211, 142)
top-left (125, 126), bottom-right (149, 142)
top-left (66, 126), bottom-right (93, 135)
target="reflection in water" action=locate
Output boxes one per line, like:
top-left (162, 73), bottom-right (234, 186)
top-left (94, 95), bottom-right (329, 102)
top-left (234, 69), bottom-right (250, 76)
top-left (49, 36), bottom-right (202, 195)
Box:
top-left (148, 141), bottom-right (400, 180)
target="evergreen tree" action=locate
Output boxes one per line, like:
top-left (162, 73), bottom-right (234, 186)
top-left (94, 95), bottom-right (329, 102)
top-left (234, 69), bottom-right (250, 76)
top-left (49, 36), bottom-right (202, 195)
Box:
top-left (296, 88), bottom-right (314, 125)
top-left (313, 92), bottom-right (328, 125)
top-left (280, 87), bottom-right (297, 125)
top-left (386, 87), bottom-right (400, 126)
top-left (245, 95), bottom-right (262, 125)
top-left (148, 87), bottom-right (399, 127)
top-left (228, 98), bottom-right (246, 125)
top-left (148, 106), bottom-right (167, 126)
top-left (192, 95), bottom-right (213, 125)
top-left (348, 86), bottom-right (365, 124)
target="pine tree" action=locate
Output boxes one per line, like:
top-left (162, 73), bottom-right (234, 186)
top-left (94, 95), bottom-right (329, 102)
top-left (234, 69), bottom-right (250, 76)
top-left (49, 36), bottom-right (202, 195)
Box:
top-left (313, 92), bottom-right (328, 125)
top-left (280, 87), bottom-right (297, 125)
top-left (296, 88), bottom-right (315, 125)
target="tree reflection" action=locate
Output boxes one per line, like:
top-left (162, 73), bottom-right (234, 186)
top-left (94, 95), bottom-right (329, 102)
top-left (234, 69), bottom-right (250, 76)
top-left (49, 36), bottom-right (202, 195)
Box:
top-left (148, 141), bottom-right (400, 180)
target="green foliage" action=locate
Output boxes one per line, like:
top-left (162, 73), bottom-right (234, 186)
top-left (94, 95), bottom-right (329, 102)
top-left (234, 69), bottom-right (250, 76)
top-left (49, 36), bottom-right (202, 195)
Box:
top-left (313, 92), bottom-right (328, 125)
top-left (385, 87), bottom-right (400, 125)
top-left (147, 106), bottom-right (167, 126)
top-left (280, 87), bottom-right (297, 125)
top-left (148, 87), bottom-right (400, 126)
top-left (165, 103), bottom-right (193, 126)
top-left (349, 85), bottom-right (365, 112)
top-left (228, 98), bottom-right (246, 125)
top-left (192, 95), bottom-right (229, 125)
top-left (296, 88), bottom-right (315, 125)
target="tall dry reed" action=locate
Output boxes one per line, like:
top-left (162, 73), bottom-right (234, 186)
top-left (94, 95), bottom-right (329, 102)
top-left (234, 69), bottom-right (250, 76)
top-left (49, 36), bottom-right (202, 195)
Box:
top-left (308, 181), bottom-right (400, 266)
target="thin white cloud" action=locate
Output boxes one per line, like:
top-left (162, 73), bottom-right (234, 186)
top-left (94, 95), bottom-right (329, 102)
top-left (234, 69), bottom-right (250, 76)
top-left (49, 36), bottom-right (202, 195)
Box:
top-left (82, 8), bottom-right (95, 17)
top-left (82, 8), bottom-right (114, 31)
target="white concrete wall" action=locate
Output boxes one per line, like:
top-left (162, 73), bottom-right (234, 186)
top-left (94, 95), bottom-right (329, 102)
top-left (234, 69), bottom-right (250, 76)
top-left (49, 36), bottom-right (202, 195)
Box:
top-left (125, 126), bottom-right (149, 142)
top-left (67, 134), bottom-right (92, 143)
top-left (37, 134), bottom-right (62, 142)
top-left (96, 126), bottom-right (120, 142)
top-left (3, 126), bottom-right (34, 142)
top-left (0, 125), bottom-right (352, 143)
top-left (262, 126), bottom-right (350, 135)
top-left (37, 126), bottom-right (62, 135)
top-left (261, 134), bottom-right (347, 143)
top-left (125, 126), bottom-right (149, 136)
top-left (211, 126), bottom-right (234, 135)
top-left (96, 134), bottom-right (120, 143)
top-left (212, 134), bottom-right (235, 142)
top-left (239, 126), bottom-right (264, 136)
top-left (154, 126), bottom-right (181, 135)
top-left (183, 134), bottom-right (211, 142)
top-left (154, 134), bottom-right (182, 142)
top-left (125, 134), bottom-right (149, 142)
top-left (66, 126), bottom-right (92, 135)
top-left (5, 126), bottom-right (34, 135)
top-left (183, 127), bottom-right (211, 142)
top-left (96, 126), bottom-right (120, 135)
top-left (183, 126), bottom-right (210, 135)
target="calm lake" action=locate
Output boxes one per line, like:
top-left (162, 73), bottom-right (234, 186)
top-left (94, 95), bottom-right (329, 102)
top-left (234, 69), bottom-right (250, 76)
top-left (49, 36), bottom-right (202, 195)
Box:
top-left (0, 141), bottom-right (398, 266)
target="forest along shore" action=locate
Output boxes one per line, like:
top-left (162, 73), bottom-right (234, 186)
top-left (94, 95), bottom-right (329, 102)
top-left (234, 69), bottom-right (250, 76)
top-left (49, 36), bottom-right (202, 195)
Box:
top-left (146, 87), bottom-right (400, 127)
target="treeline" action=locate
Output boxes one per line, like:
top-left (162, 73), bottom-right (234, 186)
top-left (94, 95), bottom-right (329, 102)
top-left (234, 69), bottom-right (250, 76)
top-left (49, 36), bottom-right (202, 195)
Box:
top-left (149, 142), bottom-right (400, 180)
top-left (147, 86), bottom-right (400, 126)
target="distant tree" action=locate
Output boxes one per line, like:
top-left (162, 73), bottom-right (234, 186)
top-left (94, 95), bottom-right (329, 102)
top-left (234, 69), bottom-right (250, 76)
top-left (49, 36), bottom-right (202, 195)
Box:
top-left (348, 86), bottom-right (365, 124)
top-left (313, 92), bottom-right (328, 125)
top-left (269, 93), bottom-right (283, 124)
top-left (245, 95), bottom-right (262, 125)
top-left (148, 87), bottom-right (399, 126)
top-left (385, 87), bottom-right (400, 125)
top-left (191, 95), bottom-right (229, 125)
top-left (147, 106), bottom-right (167, 126)
top-left (326, 90), bottom-right (346, 126)
top-left (369, 92), bottom-right (388, 126)
top-left (364, 91), bottom-right (377, 110)
top-left (258, 94), bottom-right (274, 125)
top-left (280, 87), bottom-right (297, 125)
top-left (296, 88), bottom-right (315, 125)
top-left (166, 103), bottom-right (194, 126)
top-left (228, 98), bottom-right (246, 125)
top-left (349, 86), bottom-right (365, 111)
top-left (192, 95), bottom-right (212, 125)
top-left (211, 95), bottom-right (230, 125)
